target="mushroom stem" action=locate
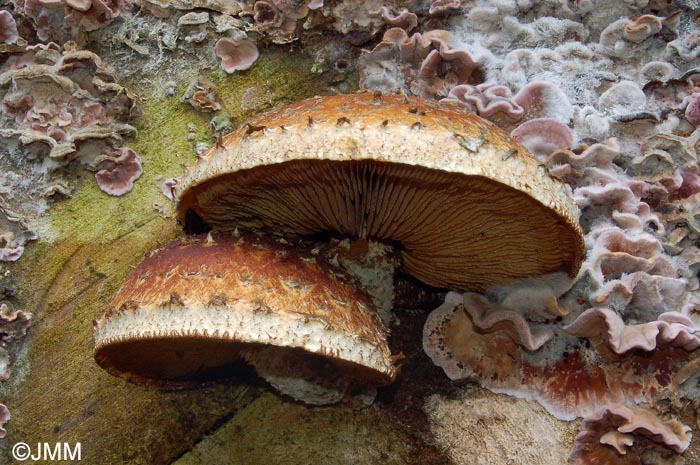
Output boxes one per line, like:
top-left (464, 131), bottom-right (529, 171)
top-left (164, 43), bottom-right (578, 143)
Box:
top-left (242, 346), bottom-right (351, 405)
top-left (318, 238), bottom-right (401, 327)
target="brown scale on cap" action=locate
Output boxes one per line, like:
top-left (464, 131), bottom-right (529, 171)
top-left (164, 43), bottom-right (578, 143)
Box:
top-left (94, 233), bottom-right (395, 389)
top-left (176, 92), bottom-right (585, 293)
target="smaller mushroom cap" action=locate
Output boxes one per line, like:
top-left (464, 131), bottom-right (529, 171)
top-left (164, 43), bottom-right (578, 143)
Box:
top-left (93, 233), bottom-right (395, 387)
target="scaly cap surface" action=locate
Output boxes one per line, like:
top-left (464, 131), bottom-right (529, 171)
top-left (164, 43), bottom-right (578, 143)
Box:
top-left (177, 92), bottom-right (585, 292)
top-left (94, 233), bottom-right (395, 386)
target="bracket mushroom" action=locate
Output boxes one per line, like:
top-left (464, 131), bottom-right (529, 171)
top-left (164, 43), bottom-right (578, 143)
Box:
top-left (95, 92), bottom-right (584, 404)
top-left (94, 233), bottom-right (394, 404)
top-left (176, 92), bottom-right (584, 293)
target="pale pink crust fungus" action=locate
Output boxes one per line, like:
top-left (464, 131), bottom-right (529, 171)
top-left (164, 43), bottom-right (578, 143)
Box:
top-left (441, 82), bottom-right (525, 123)
top-left (214, 37), bottom-right (259, 73)
top-left (135, 0), bottom-right (242, 17)
top-left (684, 93), bottom-right (700, 126)
top-left (576, 228), bottom-right (687, 314)
top-left (11, 0), bottom-right (131, 42)
top-left (378, 6), bottom-right (416, 31)
top-left (626, 133), bottom-right (698, 195)
top-left (598, 81), bottom-right (647, 118)
top-left (544, 139), bottom-right (673, 233)
top-left (511, 118), bottom-right (573, 161)
top-left (271, 0), bottom-right (309, 20)
top-left (0, 45), bottom-right (138, 181)
top-left (253, 1), bottom-right (283, 27)
top-left (442, 80), bottom-right (573, 128)
top-left (623, 15), bottom-right (666, 44)
top-left (640, 61), bottom-right (675, 83)
top-left (546, 139), bottom-right (620, 179)
top-left (643, 70), bottom-right (700, 118)
top-left (677, 168), bottom-right (700, 199)
top-left (511, 81), bottom-right (574, 124)
top-left (664, 194), bottom-right (700, 236)
top-left (359, 28), bottom-right (484, 99)
top-left (93, 233), bottom-right (395, 390)
top-left (94, 147), bottom-right (143, 196)
top-left (0, 10), bottom-right (20, 45)
top-left (599, 12), bottom-right (680, 58)
top-left (0, 403), bottom-right (9, 439)
top-left (564, 307), bottom-right (700, 354)
top-left (569, 404), bottom-right (691, 465)
top-left (176, 93), bottom-right (585, 293)
top-left (182, 79), bottom-right (221, 113)
top-left (0, 204), bottom-right (36, 262)
top-left (0, 232), bottom-right (24, 262)
top-left (423, 293), bottom-right (697, 420)
top-left (666, 33), bottom-right (700, 61)
top-left (422, 79), bottom-right (700, 427)
top-left (428, 0), bottom-right (461, 16)
top-left (461, 292), bottom-right (554, 351)
top-left (540, 130), bottom-right (700, 347)
top-left (0, 303), bottom-right (32, 341)
top-left (419, 43), bottom-right (479, 93)
top-left (161, 178), bottom-right (178, 201)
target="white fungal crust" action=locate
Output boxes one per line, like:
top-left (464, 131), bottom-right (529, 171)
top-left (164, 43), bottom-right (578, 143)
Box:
top-left (176, 93), bottom-right (585, 293)
top-left (93, 233), bottom-right (395, 387)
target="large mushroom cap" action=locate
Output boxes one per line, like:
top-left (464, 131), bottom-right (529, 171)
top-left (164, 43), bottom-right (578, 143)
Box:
top-left (177, 93), bottom-right (585, 292)
top-left (93, 233), bottom-right (394, 387)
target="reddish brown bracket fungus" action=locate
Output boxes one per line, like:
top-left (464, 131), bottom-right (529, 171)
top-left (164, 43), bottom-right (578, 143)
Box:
top-left (176, 92), bottom-right (585, 294)
top-left (94, 233), bottom-right (394, 403)
top-left (422, 291), bottom-right (700, 421)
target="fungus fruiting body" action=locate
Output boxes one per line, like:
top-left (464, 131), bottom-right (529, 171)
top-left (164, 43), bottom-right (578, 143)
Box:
top-left (359, 28), bottom-right (483, 99)
top-left (0, 41), bottom-right (140, 233)
top-left (0, 0), bottom-right (698, 460)
top-left (96, 92), bottom-right (584, 406)
top-left (0, 11), bottom-right (19, 45)
top-left (94, 147), bottom-right (143, 196)
top-left (214, 38), bottom-right (259, 73)
top-left (569, 404), bottom-right (692, 465)
top-left (176, 93), bottom-right (584, 293)
top-left (94, 233), bottom-right (394, 402)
